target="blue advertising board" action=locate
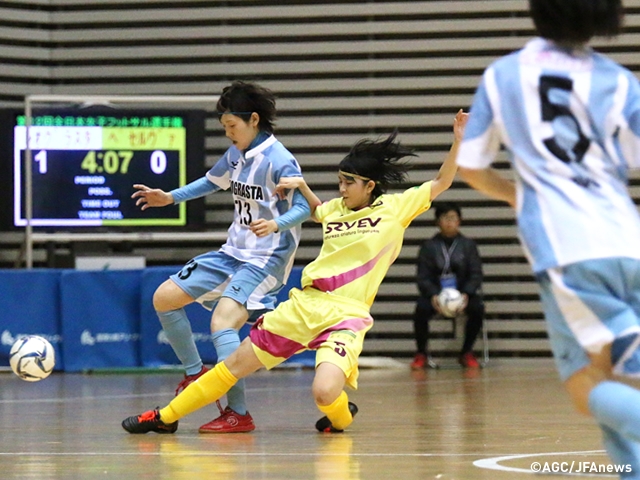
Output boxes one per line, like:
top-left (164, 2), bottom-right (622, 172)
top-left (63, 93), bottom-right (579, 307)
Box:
top-left (0, 269), bottom-right (64, 370)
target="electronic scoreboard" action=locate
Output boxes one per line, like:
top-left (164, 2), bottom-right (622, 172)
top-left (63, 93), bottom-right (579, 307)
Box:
top-left (8, 109), bottom-right (206, 228)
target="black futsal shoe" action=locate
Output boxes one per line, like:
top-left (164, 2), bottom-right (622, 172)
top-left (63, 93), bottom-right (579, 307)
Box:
top-left (315, 402), bottom-right (358, 433)
top-left (122, 407), bottom-right (178, 434)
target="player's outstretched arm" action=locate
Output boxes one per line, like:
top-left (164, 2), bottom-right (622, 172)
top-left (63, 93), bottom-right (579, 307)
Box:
top-left (131, 184), bottom-right (174, 210)
top-left (458, 167), bottom-right (516, 208)
top-left (274, 177), bottom-right (322, 222)
top-left (430, 109), bottom-right (468, 201)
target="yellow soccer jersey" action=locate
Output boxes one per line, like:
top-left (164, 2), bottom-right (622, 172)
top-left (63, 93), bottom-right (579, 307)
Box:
top-left (301, 181), bottom-right (433, 306)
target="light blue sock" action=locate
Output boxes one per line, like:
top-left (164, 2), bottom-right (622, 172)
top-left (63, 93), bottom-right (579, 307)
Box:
top-left (600, 424), bottom-right (640, 479)
top-left (212, 328), bottom-right (247, 415)
top-left (589, 381), bottom-right (640, 478)
top-left (157, 308), bottom-right (202, 376)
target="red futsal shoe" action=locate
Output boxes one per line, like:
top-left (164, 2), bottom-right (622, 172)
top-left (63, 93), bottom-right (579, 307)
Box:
top-left (198, 401), bottom-right (256, 433)
top-left (410, 353), bottom-right (426, 370)
top-left (459, 352), bottom-right (480, 369)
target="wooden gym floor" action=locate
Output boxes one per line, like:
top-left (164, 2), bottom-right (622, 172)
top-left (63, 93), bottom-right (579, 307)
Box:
top-left (0, 359), bottom-right (617, 479)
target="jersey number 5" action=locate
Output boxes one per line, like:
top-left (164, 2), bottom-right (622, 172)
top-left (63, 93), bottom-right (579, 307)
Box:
top-left (539, 75), bottom-right (590, 164)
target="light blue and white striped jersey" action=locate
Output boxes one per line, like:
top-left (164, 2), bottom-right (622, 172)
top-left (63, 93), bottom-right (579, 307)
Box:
top-left (458, 37), bottom-right (640, 273)
top-left (206, 134), bottom-right (303, 282)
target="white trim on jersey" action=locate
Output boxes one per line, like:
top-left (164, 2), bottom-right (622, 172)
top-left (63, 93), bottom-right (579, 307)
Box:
top-left (206, 169), bottom-right (230, 190)
top-left (246, 134), bottom-right (277, 158)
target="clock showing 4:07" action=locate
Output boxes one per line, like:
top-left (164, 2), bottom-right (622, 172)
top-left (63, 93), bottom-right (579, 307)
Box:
top-left (14, 118), bottom-right (188, 227)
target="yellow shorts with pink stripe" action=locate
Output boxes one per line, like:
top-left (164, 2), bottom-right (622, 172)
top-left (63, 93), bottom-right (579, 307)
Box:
top-left (249, 287), bottom-right (373, 389)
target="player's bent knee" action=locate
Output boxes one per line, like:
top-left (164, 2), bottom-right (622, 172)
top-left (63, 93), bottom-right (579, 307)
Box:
top-left (312, 362), bottom-right (347, 405)
top-left (153, 280), bottom-right (191, 312)
top-left (567, 388), bottom-right (592, 416)
top-left (311, 377), bottom-right (343, 406)
top-left (210, 298), bottom-right (249, 332)
top-left (210, 314), bottom-right (246, 332)
top-left (312, 385), bottom-right (341, 407)
top-left (152, 288), bottom-right (168, 312)
top-left (565, 364), bottom-right (611, 416)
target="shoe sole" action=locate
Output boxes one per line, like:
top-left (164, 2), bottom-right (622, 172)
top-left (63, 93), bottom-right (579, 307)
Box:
top-left (198, 425), bottom-right (255, 434)
top-left (121, 419), bottom-right (178, 434)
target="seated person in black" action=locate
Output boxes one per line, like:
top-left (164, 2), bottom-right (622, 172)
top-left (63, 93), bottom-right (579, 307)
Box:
top-left (410, 202), bottom-right (485, 369)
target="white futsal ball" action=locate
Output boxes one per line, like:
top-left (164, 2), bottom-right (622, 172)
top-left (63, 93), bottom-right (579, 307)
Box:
top-left (9, 335), bottom-right (55, 382)
top-left (437, 288), bottom-right (464, 318)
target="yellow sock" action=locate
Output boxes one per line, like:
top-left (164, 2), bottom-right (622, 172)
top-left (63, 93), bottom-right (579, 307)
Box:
top-left (159, 362), bottom-right (238, 424)
top-left (316, 391), bottom-right (353, 431)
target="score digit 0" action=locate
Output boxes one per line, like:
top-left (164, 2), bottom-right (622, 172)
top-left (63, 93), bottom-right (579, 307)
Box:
top-left (149, 150), bottom-right (167, 174)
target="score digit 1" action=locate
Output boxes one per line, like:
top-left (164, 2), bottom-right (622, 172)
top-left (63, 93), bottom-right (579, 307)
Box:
top-left (34, 150), bottom-right (47, 174)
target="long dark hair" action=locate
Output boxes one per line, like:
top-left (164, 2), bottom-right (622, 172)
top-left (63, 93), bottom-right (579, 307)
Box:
top-left (338, 131), bottom-right (415, 199)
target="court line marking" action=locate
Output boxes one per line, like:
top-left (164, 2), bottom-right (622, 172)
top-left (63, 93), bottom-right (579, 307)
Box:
top-left (474, 450), bottom-right (617, 477)
top-left (0, 451), bottom-right (580, 458)
top-left (0, 372), bottom-right (556, 404)
top-left (1, 449), bottom-right (619, 478)
top-left (0, 392), bottom-right (174, 403)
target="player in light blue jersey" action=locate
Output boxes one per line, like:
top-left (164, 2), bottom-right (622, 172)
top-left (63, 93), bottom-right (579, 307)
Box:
top-left (457, 1), bottom-right (640, 477)
top-left (131, 81), bottom-right (310, 433)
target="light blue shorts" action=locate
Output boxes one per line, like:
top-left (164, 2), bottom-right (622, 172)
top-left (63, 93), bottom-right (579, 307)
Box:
top-left (536, 257), bottom-right (640, 381)
top-left (170, 250), bottom-right (283, 320)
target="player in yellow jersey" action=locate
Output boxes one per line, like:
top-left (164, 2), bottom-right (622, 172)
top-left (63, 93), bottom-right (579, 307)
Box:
top-left (122, 109), bottom-right (468, 434)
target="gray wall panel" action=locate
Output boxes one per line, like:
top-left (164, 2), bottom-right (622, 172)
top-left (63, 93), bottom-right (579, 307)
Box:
top-left (2, 0), bottom-right (640, 357)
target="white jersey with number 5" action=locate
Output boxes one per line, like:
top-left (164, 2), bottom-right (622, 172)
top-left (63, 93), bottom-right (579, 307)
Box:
top-left (457, 37), bottom-right (640, 273)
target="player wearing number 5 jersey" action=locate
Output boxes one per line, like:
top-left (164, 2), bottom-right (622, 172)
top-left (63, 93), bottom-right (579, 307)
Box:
top-left (131, 81), bottom-right (310, 433)
top-left (122, 110), bottom-right (468, 435)
top-left (456, 1), bottom-right (640, 476)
